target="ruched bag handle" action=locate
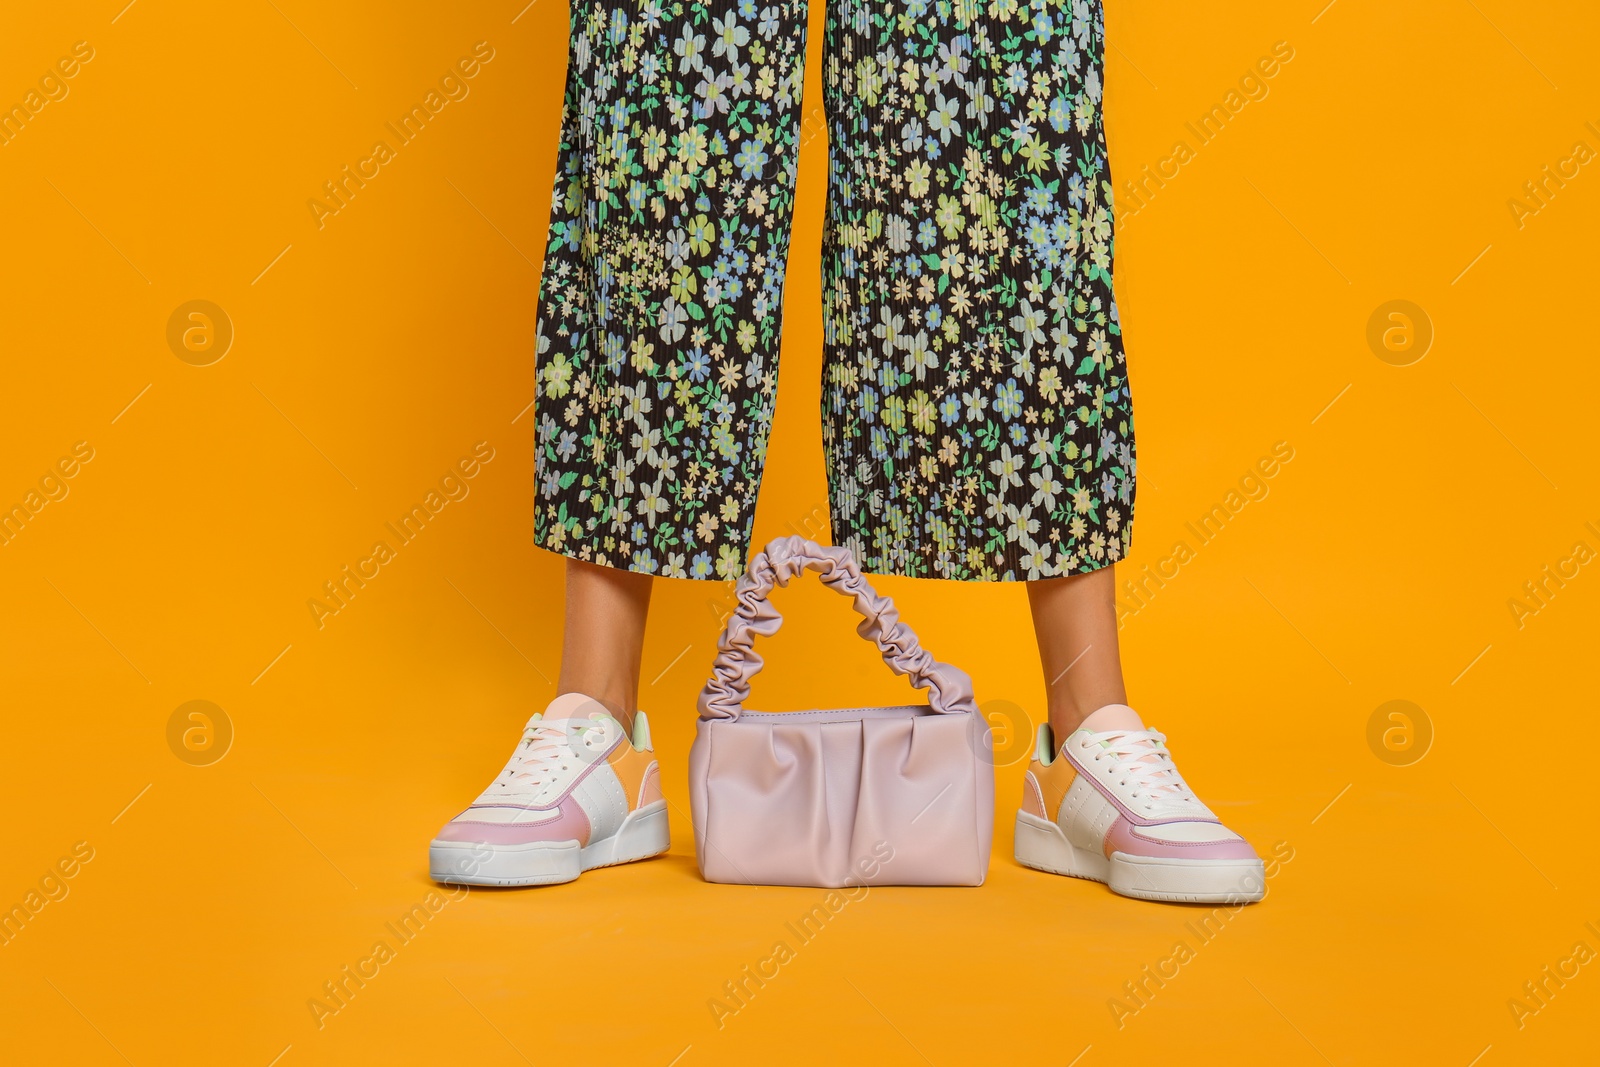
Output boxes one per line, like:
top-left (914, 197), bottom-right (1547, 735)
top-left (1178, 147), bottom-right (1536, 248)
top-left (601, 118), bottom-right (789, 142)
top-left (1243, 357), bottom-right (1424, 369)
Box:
top-left (697, 536), bottom-right (979, 721)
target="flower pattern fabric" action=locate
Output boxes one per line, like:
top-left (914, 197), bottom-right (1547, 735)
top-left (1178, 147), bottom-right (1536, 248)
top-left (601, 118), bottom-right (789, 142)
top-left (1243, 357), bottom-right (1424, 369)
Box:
top-left (534, 0), bottom-right (1134, 581)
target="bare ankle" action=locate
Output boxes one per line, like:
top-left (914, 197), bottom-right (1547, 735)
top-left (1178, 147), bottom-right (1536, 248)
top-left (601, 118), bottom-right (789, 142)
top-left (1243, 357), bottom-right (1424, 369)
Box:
top-left (1047, 691), bottom-right (1130, 739)
top-left (555, 685), bottom-right (636, 732)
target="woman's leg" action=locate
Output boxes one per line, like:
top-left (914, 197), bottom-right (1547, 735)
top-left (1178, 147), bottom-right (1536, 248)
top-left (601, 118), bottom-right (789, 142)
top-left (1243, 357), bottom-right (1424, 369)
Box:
top-left (1028, 566), bottom-right (1127, 739)
top-left (1021, 563), bottom-right (1267, 903)
top-left (558, 559), bottom-right (653, 733)
top-left (429, 558), bottom-right (663, 885)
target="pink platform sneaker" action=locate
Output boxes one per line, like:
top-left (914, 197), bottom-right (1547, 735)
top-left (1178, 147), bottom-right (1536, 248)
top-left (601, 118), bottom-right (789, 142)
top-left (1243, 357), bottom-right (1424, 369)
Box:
top-left (430, 693), bottom-right (669, 886)
top-left (1014, 704), bottom-right (1265, 904)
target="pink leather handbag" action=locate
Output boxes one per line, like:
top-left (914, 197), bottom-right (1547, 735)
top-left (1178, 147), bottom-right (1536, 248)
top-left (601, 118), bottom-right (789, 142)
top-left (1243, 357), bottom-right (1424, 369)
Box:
top-left (689, 536), bottom-right (994, 887)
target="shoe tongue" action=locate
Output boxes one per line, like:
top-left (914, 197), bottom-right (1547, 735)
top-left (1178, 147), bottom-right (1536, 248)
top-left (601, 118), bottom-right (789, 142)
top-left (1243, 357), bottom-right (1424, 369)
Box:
top-left (540, 692), bottom-right (617, 723)
top-left (1078, 703), bottom-right (1144, 732)
top-left (1074, 704), bottom-right (1179, 792)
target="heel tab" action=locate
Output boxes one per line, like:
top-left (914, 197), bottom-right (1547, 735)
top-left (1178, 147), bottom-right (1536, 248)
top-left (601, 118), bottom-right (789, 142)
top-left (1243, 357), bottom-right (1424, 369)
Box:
top-left (1034, 722), bottom-right (1055, 764)
top-left (631, 710), bottom-right (654, 752)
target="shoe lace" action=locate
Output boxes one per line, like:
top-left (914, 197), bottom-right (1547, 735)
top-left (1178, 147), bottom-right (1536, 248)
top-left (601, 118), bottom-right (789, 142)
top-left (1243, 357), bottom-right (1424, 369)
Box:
top-left (489, 718), bottom-right (612, 800)
top-left (1085, 729), bottom-right (1203, 812)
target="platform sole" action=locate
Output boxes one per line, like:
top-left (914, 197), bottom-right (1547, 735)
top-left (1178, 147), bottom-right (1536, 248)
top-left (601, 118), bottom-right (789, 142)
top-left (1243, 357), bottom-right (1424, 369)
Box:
top-left (431, 801), bottom-right (670, 887)
top-left (1014, 810), bottom-right (1265, 904)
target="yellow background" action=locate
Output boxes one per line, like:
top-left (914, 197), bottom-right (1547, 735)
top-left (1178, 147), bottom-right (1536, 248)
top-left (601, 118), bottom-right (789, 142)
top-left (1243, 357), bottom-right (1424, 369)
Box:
top-left (2, 1), bottom-right (1596, 1063)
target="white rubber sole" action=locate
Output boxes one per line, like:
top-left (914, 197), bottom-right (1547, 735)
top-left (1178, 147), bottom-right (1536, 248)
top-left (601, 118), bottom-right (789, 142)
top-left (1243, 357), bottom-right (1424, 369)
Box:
top-left (1014, 810), bottom-right (1265, 904)
top-left (430, 801), bottom-right (670, 887)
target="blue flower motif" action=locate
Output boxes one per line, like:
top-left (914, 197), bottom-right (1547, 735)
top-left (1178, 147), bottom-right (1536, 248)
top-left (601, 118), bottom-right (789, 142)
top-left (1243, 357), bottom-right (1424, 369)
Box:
top-left (685, 348), bottom-right (711, 380)
top-left (734, 140), bottom-right (769, 178)
top-left (996, 378), bottom-right (1024, 420)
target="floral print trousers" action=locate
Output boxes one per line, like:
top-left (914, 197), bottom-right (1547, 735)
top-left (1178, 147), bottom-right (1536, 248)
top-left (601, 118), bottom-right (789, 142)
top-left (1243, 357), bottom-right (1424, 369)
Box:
top-left (534, 0), bottom-right (1135, 581)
